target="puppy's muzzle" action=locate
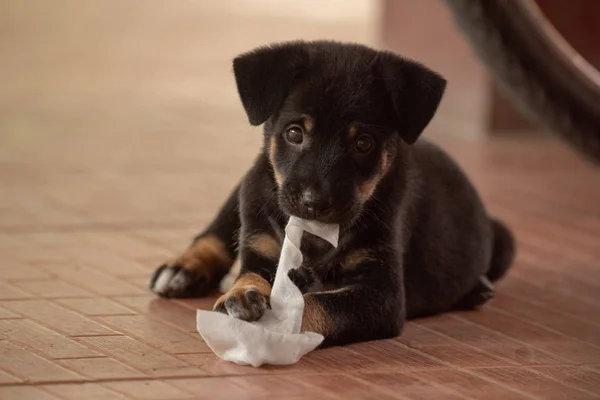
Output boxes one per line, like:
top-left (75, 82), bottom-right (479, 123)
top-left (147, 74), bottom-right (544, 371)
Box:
top-left (298, 189), bottom-right (333, 220)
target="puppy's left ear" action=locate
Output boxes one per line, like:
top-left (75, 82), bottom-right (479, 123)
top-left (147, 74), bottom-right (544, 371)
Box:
top-left (377, 52), bottom-right (447, 144)
top-left (233, 42), bottom-right (309, 126)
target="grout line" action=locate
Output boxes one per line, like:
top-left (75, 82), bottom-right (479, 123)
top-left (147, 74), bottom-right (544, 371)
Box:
top-left (488, 306), bottom-right (600, 352)
top-left (409, 322), bottom-right (522, 366)
top-left (347, 371), bottom-right (480, 400)
top-left (499, 283), bottom-right (600, 329)
top-left (451, 313), bottom-right (574, 362)
top-left (69, 334), bottom-right (124, 338)
top-left (439, 313), bottom-right (575, 364)
top-left (490, 292), bottom-right (600, 331)
top-left (468, 365), bottom-right (600, 399)
top-left (108, 296), bottom-right (209, 338)
top-left (392, 342), bottom-right (542, 400)
top-left (52, 355), bottom-right (110, 361)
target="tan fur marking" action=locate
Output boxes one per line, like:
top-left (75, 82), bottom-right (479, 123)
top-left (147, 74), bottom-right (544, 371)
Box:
top-left (269, 137), bottom-right (283, 186)
top-left (358, 177), bottom-right (379, 204)
top-left (380, 150), bottom-right (392, 175)
top-left (358, 149), bottom-right (393, 204)
top-left (247, 233), bottom-right (281, 260)
top-left (303, 116), bottom-right (314, 132)
top-left (214, 272), bottom-right (271, 308)
top-left (342, 249), bottom-right (375, 270)
top-left (301, 294), bottom-right (333, 336)
top-left (174, 235), bottom-right (232, 281)
top-left (349, 125), bottom-right (358, 138)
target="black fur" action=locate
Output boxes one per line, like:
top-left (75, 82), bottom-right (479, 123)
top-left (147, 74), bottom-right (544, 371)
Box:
top-left (150, 40), bottom-right (515, 347)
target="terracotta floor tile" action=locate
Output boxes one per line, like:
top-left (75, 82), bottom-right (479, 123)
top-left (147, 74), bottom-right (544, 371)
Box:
top-left (410, 369), bottom-right (535, 400)
top-left (114, 296), bottom-right (199, 333)
top-left (472, 367), bottom-right (599, 400)
top-left (490, 295), bottom-right (600, 345)
top-left (354, 371), bottom-right (467, 400)
top-left (42, 383), bottom-right (132, 400)
top-left (293, 373), bottom-right (400, 400)
top-left (55, 298), bottom-right (137, 316)
top-left (104, 380), bottom-right (192, 400)
top-left (297, 345), bottom-right (394, 373)
top-left (79, 232), bottom-right (173, 261)
top-left (0, 306), bottom-right (21, 319)
top-left (0, 282), bottom-right (33, 300)
top-left (167, 377), bottom-right (265, 400)
top-left (95, 314), bottom-right (210, 353)
top-left (410, 344), bottom-right (513, 368)
top-left (76, 335), bottom-right (207, 377)
top-left (399, 323), bottom-right (456, 347)
top-left (13, 280), bottom-right (93, 298)
top-left (0, 263), bottom-right (52, 281)
top-left (0, 369), bottom-right (22, 384)
top-left (532, 366), bottom-right (600, 395)
top-left (175, 353), bottom-right (271, 376)
top-left (1, 300), bottom-right (117, 336)
top-left (175, 297), bottom-right (220, 313)
top-left (56, 357), bottom-right (147, 380)
top-left (0, 319), bottom-right (101, 359)
top-left (421, 314), bottom-right (568, 365)
top-left (345, 340), bottom-right (445, 370)
top-left (502, 275), bottom-right (600, 323)
top-left (39, 264), bottom-right (147, 296)
top-left (227, 375), bottom-right (314, 396)
top-left (458, 308), bottom-right (600, 364)
top-left (64, 245), bottom-right (150, 277)
top-left (124, 276), bottom-right (154, 290)
top-left (0, 386), bottom-right (62, 400)
top-left (0, 341), bottom-right (83, 383)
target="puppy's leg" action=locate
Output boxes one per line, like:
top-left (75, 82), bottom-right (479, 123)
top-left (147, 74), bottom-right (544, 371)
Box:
top-left (213, 230), bottom-right (281, 321)
top-left (150, 185), bottom-right (240, 298)
top-left (302, 256), bottom-right (404, 346)
top-left (452, 275), bottom-right (495, 310)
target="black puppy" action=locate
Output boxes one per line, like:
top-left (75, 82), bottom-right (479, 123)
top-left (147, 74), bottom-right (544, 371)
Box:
top-left (149, 40), bottom-right (515, 346)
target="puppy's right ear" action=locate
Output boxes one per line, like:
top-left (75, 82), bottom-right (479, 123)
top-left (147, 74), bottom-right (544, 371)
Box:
top-left (233, 42), bottom-right (309, 126)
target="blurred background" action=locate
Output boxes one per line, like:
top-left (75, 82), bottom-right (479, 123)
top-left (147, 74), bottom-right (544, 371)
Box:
top-left (1, 0), bottom-right (598, 230)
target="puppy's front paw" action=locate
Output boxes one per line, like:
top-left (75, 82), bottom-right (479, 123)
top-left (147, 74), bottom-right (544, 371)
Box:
top-left (213, 287), bottom-right (270, 322)
top-left (149, 263), bottom-right (209, 298)
top-left (149, 235), bottom-right (233, 298)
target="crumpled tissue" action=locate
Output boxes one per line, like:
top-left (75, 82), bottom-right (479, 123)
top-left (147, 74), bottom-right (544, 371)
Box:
top-left (195, 216), bottom-right (339, 367)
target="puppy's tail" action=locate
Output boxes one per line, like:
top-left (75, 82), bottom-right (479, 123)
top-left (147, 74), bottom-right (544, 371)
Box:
top-left (487, 218), bottom-right (515, 282)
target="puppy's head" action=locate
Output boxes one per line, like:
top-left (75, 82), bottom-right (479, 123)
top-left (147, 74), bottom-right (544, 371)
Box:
top-left (234, 40), bottom-right (446, 224)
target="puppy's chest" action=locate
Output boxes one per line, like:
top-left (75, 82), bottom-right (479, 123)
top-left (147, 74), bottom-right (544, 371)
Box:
top-left (290, 234), bottom-right (356, 293)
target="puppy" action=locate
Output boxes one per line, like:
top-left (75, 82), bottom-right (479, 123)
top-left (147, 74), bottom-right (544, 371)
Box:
top-left (149, 40), bottom-right (515, 346)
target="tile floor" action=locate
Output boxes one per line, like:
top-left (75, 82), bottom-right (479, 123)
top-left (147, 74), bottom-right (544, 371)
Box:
top-left (1, 1), bottom-right (599, 399)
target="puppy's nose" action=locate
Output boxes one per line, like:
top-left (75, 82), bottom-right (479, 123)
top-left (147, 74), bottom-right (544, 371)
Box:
top-left (300, 189), bottom-right (332, 216)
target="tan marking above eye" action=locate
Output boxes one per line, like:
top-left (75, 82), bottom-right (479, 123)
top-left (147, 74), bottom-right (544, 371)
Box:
top-left (349, 125), bottom-right (358, 138)
top-left (303, 116), bottom-right (314, 132)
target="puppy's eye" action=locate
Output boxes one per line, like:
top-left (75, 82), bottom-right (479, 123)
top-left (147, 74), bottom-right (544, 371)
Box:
top-left (355, 135), bottom-right (373, 154)
top-left (285, 126), bottom-right (304, 145)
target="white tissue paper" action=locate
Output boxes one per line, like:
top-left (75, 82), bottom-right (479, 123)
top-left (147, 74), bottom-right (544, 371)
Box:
top-left (195, 216), bottom-right (339, 367)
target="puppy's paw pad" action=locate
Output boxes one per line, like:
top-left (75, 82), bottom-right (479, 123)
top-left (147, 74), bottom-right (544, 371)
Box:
top-left (149, 264), bottom-right (208, 298)
top-left (213, 287), bottom-right (269, 322)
